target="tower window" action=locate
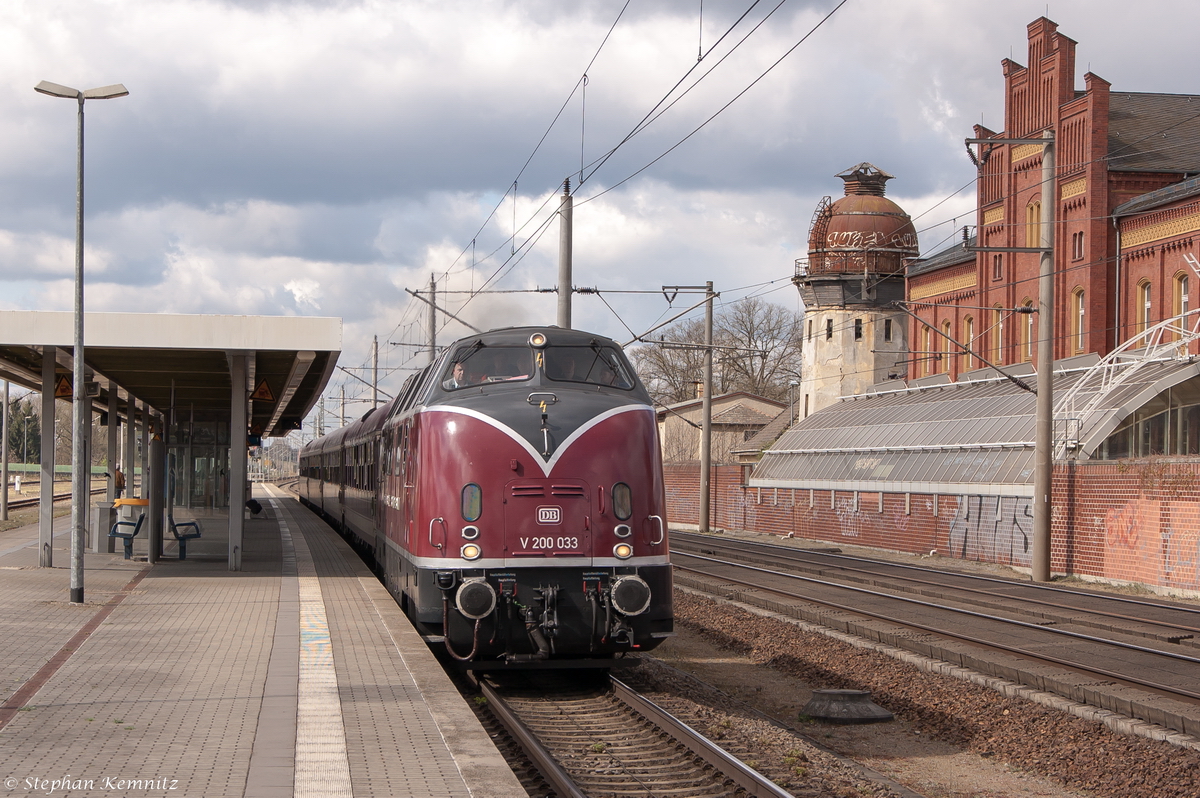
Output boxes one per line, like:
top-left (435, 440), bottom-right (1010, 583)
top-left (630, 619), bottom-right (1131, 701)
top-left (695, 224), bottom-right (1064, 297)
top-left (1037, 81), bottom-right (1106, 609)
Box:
top-left (826, 319), bottom-right (833, 340)
top-left (854, 319), bottom-right (863, 340)
top-left (884, 319), bottom-right (892, 342)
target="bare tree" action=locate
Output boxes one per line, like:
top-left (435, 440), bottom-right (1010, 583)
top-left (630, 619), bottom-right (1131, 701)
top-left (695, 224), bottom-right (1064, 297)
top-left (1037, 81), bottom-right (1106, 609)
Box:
top-left (630, 297), bottom-right (803, 405)
top-left (714, 296), bottom-right (803, 401)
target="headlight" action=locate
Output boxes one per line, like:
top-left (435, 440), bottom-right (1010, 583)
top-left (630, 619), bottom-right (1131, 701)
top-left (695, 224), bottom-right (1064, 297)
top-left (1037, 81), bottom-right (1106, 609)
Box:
top-left (529, 332), bottom-right (548, 348)
top-left (461, 543), bottom-right (482, 560)
top-left (613, 543), bottom-right (633, 559)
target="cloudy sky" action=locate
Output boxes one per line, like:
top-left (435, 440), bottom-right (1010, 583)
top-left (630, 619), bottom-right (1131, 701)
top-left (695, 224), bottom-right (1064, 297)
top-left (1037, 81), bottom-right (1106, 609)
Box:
top-left (4, 0), bottom-right (1199, 414)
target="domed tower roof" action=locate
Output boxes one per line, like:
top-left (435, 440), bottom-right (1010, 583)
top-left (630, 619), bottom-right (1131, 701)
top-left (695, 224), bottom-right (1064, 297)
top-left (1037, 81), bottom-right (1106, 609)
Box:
top-left (807, 163), bottom-right (919, 275)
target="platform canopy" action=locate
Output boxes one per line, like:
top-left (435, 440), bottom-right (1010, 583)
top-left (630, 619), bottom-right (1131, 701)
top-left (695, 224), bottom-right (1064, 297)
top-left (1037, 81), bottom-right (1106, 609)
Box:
top-left (0, 311), bottom-right (341, 436)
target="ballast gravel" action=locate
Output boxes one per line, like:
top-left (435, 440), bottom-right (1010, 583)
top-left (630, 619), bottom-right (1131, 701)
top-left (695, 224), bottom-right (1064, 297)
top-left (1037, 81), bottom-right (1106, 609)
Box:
top-left (637, 589), bottom-right (1200, 798)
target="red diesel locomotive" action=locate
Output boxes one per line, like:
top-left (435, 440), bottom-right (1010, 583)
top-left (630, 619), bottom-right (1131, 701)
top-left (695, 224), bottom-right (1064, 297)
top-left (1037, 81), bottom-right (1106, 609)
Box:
top-left (298, 326), bottom-right (673, 666)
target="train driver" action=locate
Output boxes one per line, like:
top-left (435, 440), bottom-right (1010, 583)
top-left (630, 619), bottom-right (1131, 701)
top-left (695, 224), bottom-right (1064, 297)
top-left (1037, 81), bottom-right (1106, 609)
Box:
top-left (443, 361), bottom-right (467, 389)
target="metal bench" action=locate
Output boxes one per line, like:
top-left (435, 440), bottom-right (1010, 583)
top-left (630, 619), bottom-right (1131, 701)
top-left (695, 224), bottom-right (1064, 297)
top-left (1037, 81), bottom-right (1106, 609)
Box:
top-left (109, 513), bottom-right (145, 560)
top-left (168, 515), bottom-right (202, 560)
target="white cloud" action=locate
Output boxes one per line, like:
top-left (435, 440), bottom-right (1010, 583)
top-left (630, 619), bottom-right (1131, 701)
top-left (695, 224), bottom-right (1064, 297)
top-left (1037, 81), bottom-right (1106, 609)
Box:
top-left (3, 0), bottom-right (1200, 405)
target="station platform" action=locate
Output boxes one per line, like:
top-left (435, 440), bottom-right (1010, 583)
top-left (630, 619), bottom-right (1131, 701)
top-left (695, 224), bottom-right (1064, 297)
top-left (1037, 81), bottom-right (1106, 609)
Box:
top-left (0, 484), bottom-right (523, 798)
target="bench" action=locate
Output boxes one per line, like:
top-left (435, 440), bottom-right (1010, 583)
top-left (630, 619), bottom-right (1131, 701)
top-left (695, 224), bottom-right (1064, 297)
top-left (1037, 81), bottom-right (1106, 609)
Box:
top-left (109, 514), bottom-right (145, 560)
top-left (168, 515), bottom-right (202, 560)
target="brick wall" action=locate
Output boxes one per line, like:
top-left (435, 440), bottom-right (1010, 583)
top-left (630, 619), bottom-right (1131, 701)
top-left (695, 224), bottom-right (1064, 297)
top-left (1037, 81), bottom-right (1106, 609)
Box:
top-left (665, 458), bottom-right (1200, 592)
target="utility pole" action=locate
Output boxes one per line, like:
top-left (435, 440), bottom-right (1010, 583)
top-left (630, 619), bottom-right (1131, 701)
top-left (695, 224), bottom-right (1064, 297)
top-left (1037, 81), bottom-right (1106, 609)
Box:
top-left (428, 274), bottom-right (437, 365)
top-left (661, 283), bottom-right (719, 534)
top-left (317, 398), bottom-right (324, 437)
top-left (2, 380), bottom-right (8, 522)
top-left (372, 335), bottom-right (379, 410)
top-left (558, 179), bottom-right (573, 329)
top-left (699, 281), bottom-right (714, 534)
top-left (966, 131), bottom-right (1055, 582)
top-left (340, 385), bottom-right (346, 428)
top-left (1032, 130), bottom-right (1056, 583)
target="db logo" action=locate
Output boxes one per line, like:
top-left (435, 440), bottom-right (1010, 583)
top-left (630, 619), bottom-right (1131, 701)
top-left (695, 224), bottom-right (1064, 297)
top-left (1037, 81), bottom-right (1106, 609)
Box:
top-left (536, 506), bottom-right (562, 524)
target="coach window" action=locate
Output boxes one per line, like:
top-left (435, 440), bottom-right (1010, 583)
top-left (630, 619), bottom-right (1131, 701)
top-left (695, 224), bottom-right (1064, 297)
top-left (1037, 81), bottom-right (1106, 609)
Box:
top-left (545, 345), bottom-right (635, 389)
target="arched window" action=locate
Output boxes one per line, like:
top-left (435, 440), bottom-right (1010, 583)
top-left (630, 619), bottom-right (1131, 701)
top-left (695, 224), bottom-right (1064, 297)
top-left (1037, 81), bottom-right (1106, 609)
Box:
top-left (1072, 288), bottom-right (1086, 353)
top-left (1137, 280), bottom-right (1153, 336)
top-left (1025, 200), bottom-right (1042, 249)
top-left (963, 316), bottom-right (975, 370)
top-left (923, 325), bottom-right (934, 376)
top-left (941, 320), bottom-right (953, 373)
top-left (992, 305), bottom-right (1005, 364)
top-left (1020, 299), bottom-right (1034, 362)
top-left (1174, 272), bottom-right (1191, 333)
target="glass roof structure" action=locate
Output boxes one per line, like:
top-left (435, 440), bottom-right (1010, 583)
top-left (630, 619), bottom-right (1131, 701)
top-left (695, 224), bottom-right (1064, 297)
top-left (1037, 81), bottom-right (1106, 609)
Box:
top-left (752, 353), bottom-right (1200, 496)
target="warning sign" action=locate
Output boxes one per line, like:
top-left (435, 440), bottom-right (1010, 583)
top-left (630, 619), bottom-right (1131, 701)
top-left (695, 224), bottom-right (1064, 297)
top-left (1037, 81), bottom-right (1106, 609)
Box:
top-left (54, 375), bottom-right (72, 398)
top-left (251, 379), bottom-right (275, 402)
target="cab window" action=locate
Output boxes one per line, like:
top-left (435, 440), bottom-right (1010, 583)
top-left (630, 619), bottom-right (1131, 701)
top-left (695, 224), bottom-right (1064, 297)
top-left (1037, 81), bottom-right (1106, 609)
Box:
top-left (543, 345), bottom-right (634, 389)
top-left (441, 345), bottom-right (533, 389)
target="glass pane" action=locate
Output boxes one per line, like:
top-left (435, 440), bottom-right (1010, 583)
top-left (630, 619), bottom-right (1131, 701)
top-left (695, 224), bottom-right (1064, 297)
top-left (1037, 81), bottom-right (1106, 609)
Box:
top-left (612, 482), bottom-right (632, 520)
top-left (461, 483), bottom-right (482, 522)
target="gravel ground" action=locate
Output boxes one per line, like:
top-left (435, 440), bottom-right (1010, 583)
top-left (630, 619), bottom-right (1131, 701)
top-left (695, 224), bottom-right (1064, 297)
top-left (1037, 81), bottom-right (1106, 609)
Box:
top-left (657, 589), bottom-right (1200, 798)
top-left (622, 656), bottom-right (908, 797)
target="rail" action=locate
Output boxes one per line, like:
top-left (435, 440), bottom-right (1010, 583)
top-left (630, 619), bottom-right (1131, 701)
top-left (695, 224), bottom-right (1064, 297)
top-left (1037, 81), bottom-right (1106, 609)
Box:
top-left (5, 486), bottom-right (107, 511)
top-left (479, 672), bottom-right (793, 798)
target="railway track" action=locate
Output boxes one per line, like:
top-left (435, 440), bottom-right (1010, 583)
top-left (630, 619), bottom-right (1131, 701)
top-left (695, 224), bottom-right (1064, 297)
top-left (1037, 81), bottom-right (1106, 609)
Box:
top-left (671, 531), bottom-right (1200, 740)
top-left (5, 486), bottom-right (107, 511)
top-left (477, 670), bottom-right (792, 798)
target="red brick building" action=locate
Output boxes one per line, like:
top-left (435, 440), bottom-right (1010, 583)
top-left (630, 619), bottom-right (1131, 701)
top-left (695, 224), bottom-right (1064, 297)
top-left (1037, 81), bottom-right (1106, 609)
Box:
top-left (675, 17), bottom-right (1200, 595)
top-left (909, 17), bottom-right (1200, 379)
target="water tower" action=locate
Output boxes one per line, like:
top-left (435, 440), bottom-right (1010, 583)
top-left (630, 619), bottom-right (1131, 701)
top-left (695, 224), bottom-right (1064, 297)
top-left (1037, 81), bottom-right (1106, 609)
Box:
top-left (794, 163), bottom-right (918, 417)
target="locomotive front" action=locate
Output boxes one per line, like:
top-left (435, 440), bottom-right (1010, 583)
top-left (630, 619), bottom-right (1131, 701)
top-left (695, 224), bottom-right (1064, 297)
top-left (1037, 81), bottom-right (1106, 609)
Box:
top-left (394, 328), bottom-right (673, 666)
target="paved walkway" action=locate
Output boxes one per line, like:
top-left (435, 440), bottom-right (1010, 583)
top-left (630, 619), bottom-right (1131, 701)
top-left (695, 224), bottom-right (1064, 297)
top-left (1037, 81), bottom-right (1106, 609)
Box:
top-left (0, 484), bottom-right (521, 798)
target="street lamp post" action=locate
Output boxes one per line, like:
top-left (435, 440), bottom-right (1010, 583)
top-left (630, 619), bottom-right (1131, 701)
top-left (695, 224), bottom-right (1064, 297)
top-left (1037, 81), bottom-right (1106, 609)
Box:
top-left (35, 80), bottom-right (128, 605)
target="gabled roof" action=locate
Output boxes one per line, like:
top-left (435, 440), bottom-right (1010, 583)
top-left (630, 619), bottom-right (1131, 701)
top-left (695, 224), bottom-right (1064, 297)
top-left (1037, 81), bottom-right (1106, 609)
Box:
top-left (656, 391), bottom-right (785, 418)
top-left (711, 404), bottom-right (774, 426)
top-left (1113, 173), bottom-right (1200, 216)
top-left (731, 408), bottom-right (792, 457)
top-left (1108, 93), bottom-right (1200, 174)
top-left (908, 235), bottom-right (975, 278)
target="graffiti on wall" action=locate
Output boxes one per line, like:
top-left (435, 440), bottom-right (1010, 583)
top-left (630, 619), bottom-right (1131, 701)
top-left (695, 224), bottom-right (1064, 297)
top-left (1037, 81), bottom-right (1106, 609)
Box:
top-left (947, 495), bottom-right (1033, 566)
top-left (1104, 499), bottom-right (1200, 590)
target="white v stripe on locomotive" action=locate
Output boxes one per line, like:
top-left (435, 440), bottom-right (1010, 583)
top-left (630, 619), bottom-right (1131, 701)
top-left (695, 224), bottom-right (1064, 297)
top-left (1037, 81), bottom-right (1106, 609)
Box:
top-left (421, 403), bottom-right (654, 477)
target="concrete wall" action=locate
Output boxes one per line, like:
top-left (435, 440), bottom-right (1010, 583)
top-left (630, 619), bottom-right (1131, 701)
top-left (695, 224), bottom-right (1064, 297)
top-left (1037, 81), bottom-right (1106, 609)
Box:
top-left (665, 458), bottom-right (1200, 594)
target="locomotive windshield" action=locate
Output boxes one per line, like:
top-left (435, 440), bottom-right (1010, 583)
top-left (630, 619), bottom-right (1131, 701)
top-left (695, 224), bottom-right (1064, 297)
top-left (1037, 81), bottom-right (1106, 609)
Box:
top-left (442, 344), bottom-right (534, 389)
top-left (543, 344), bottom-right (635, 389)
